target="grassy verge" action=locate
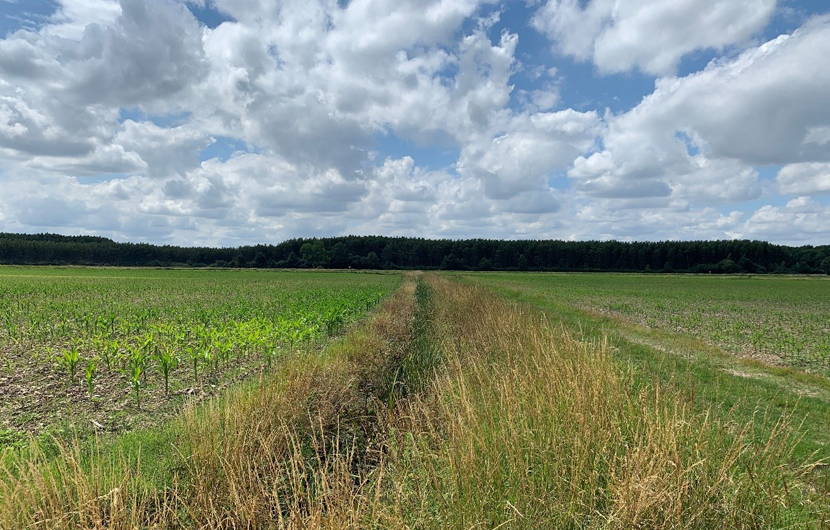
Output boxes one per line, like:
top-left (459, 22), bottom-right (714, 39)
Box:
top-left (377, 275), bottom-right (828, 528)
top-left (461, 272), bottom-right (830, 464)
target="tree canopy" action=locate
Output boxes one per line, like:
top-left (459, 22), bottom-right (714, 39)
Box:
top-left (1, 232), bottom-right (828, 274)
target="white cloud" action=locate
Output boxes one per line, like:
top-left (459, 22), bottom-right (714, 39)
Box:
top-left (533, 0), bottom-right (778, 76)
top-left (45, 0), bottom-right (122, 40)
top-left (568, 15), bottom-right (830, 204)
top-left (730, 197), bottom-right (830, 244)
top-left (460, 108), bottom-right (600, 198)
top-left (0, 0), bottom-right (207, 167)
top-left (777, 162), bottom-right (830, 195)
top-left (115, 120), bottom-right (213, 178)
top-left (0, 0), bottom-right (828, 246)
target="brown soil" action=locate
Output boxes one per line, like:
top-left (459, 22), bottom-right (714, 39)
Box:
top-left (0, 340), bottom-right (267, 441)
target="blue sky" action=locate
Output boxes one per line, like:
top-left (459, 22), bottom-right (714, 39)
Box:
top-left (0, 0), bottom-right (829, 246)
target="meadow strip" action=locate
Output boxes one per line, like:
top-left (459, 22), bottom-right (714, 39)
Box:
top-left (378, 275), bottom-right (826, 528)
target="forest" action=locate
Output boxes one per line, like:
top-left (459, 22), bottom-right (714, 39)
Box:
top-left (1, 232), bottom-right (829, 273)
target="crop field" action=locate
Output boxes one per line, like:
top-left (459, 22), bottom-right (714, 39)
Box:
top-left (1, 268), bottom-right (829, 529)
top-left (468, 273), bottom-right (830, 375)
top-left (0, 267), bottom-right (398, 442)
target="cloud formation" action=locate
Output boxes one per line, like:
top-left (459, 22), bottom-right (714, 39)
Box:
top-left (0, 0), bottom-right (828, 245)
top-left (532, 0), bottom-right (778, 75)
top-left (569, 15), bottom-right (830, 205)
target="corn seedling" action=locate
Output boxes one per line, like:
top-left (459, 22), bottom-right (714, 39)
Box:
top-left (84, 359), bottom-right (97, 396)
top-left (102, 339), bottom-right (119, 370)
top-left (185, 345), bottom-right (201, 382)
top-left (56, 341), bottom-right (82, 384)
top-left (155, 347), bottom-right (178, 395)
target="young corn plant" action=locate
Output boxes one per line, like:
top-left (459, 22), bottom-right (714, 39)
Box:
top-left (123, 344), bottom-right (148, 409)
top-left (155, 347), bottom-right (178, 395)
top-left (56, 341), bottom-right (82, 384)
top-left (84, 359), bottom-right (97, 397)
top-left (127, 362), bottom-right (143, 410)
top-left (262, 346), bottom-right (278, 371)
top-left (102, 339), bottom-right (119, 371)
top-left (186, 345), bottom-right (201, 383)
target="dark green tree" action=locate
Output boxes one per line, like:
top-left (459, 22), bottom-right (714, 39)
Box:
top-left (330, 242), bottom-right (349, 268)
top-left (300, 240), bottom-right (330, 268)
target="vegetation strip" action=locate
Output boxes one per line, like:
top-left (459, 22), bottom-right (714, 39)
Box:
top-left (373, 275), bottom-right (827, 528)
top-left (0, 274), bottom-right (418, 528)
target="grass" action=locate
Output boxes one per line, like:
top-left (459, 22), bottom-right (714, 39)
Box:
top-left (460, 272), bottom-right (830, 464)
top-left (376, 275), bottom-right (827, 528)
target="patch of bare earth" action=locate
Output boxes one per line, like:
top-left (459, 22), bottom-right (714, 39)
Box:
top-left (0, 340), bottom-right (264, 439)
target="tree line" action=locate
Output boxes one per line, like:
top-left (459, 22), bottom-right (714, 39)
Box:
top-left (1, 232), bottom-right (829, 274)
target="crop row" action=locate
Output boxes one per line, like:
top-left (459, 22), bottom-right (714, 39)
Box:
top-left (0, 270), bottom-right (399, 419)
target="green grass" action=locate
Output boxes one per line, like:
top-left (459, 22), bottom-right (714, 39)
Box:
top-left (459, 272), bottom-right (830, 466)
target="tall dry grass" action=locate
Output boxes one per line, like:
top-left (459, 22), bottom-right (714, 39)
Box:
top-left (380, 276), bottom-right (824, 529)
top-left (0, 436), bottom-right (175, 529)
top-left (174, 279), bottom-right (417, 528)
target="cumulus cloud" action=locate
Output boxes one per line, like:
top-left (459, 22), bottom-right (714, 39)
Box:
top-left (777, 162), bottom-right (830, 195)
top-left (532, 0), bottom-right (778, 76)
top-left (0, 0), bottom-right (206, 165)
top-left (568, 15), bottom-right (830, 205)
top-left (460, 108), bottom-right (600, 199)
top-left (0, 0), bottom-right (828, 245)
top-left (115, 120), bottom-right (213, 179)
top-left (730, 197), bottom-right (830, 244)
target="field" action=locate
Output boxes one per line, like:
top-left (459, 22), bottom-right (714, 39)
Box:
top-left (466, 273), bottom-right (830, 373)
top-left (0, 267), bottom-right (399, 443)
top-left (464, 272), bottom-right (830, 455)
top-left (1, 268), bottom-right (829, 528)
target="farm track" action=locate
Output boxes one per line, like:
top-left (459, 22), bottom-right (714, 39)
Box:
top-left (604, 316), bottom-right (830, 403)
top-left (520, 296), bottom-right (830, 405)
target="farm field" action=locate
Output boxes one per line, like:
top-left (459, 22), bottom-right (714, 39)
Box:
top-left (0, 267), bottom-right (399, 444)
top-left (1, 268), bottom-right (829, 528)
top-left (469, 273), bottom-right (830, 374)
top-left (463, 272), bottom-right (830, 458)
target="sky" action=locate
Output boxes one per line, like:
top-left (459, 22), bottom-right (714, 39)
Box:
top-left (0, 0), bottom-right (829, 247)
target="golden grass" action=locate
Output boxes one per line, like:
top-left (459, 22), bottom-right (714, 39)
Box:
top-left (379, 276), bottom-right (824, 529)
